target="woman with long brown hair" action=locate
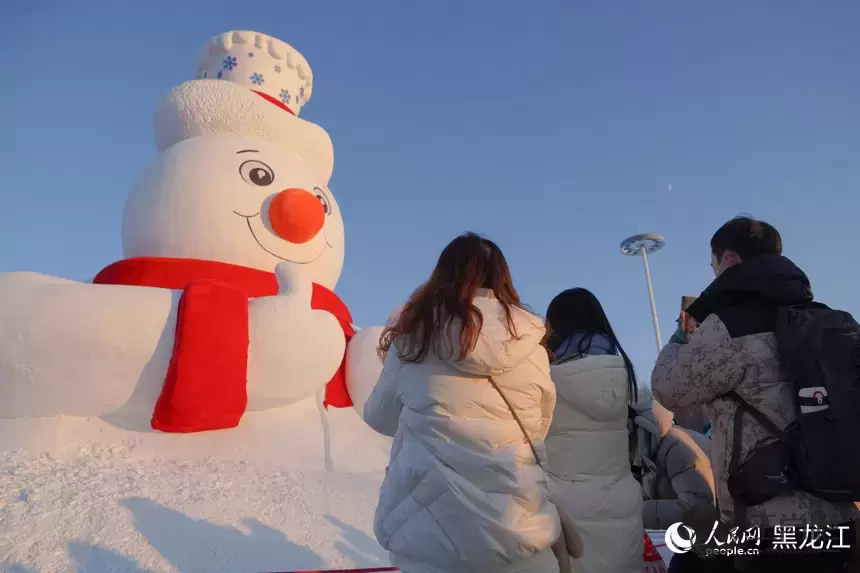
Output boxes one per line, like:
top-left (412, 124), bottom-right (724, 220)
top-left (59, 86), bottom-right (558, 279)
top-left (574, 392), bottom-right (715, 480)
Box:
top-left (364, 232), bottom-right (563, 573)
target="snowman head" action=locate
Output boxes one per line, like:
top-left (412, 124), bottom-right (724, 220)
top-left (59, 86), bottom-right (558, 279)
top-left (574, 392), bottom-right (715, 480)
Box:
top-left (122, 31), bottom-right (344, 289)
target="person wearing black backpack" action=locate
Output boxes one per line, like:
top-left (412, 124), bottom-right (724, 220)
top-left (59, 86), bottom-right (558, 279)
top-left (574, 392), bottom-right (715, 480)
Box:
top-left (651, 216), bottom-right (859, 572)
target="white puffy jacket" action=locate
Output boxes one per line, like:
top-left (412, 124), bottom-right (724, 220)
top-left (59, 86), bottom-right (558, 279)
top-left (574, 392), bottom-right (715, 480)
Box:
top-left (363, 290), bottom-right (561, 573)
top-left (545, 355), bottom-right (643, 573)
top-left (634, 399), bottom-right (715, 530)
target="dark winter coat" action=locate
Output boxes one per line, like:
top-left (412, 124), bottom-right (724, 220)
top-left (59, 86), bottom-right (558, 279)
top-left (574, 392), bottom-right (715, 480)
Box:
top-left (651, 255), bottom-right (858, 529)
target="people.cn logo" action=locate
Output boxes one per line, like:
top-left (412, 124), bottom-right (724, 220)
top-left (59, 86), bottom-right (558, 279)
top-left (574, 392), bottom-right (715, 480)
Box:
top-left (813, 391), bottom-right (825, 404)
top-left (665, 522), bottom-right (697, 554)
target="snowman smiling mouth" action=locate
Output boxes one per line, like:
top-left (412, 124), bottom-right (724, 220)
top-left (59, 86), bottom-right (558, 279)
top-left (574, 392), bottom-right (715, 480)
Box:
top-left (233, 211), bottom-right (330, 264)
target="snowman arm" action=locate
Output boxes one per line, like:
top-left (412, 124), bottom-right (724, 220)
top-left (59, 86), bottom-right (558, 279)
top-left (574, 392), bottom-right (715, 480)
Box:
top-left (343, 325), bottom-right (387, 416)
top-left (362, 352), bottom-right (403, 437)
top-left (0, 273), bottom-right (177, 417)
top-left (245, 296), bottom-right (346, 410)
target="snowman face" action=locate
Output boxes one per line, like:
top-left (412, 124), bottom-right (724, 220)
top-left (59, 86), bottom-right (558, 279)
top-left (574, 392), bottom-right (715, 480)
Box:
top-left (122, 134), bottom-right (344, 289)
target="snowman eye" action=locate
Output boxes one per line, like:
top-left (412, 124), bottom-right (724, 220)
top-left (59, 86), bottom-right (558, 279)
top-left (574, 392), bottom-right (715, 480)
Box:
top-left (314, 187), bottom-right (331, 215)
top-left (239, 160), bottom-right (275, 187)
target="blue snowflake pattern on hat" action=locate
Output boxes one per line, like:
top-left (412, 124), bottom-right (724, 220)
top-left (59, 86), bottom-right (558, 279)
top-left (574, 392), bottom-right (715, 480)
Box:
top-left (192, 32), bottom-right (315, 116)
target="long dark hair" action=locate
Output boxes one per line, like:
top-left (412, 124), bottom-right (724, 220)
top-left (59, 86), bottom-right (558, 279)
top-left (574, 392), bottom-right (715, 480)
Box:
top-left (378, 232), bottom-right (523, 363)
top-left (545, 287), bottom-right (638, 404)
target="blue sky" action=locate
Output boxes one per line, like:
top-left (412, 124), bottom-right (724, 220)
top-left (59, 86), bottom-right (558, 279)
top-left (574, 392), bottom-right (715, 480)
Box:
top-left (2, 1), bottom-right (858, 383)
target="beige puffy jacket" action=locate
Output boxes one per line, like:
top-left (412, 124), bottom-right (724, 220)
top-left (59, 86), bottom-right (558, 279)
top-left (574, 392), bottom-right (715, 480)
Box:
top-left (364, 290), bottom-right (561, 573)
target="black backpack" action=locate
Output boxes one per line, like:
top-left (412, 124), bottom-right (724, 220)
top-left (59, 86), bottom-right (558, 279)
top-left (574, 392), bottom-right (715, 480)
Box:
top-left (727, 302), bottom-right (860, 507)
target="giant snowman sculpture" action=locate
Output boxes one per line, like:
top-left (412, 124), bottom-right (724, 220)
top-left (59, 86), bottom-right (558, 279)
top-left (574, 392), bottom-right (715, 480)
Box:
top-left (0, 31), bottom-right (392, 573)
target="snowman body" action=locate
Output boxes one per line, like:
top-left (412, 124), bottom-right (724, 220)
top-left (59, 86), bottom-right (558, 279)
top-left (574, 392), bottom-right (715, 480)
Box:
top-left (0, 30), bottom-right (390, 572)
top-left (121, 132), bottom-right (350, 412)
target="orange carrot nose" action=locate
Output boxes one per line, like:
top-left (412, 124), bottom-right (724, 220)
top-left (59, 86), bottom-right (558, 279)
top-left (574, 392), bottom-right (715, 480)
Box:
top-left (268, 188), bottom-right (325, 244)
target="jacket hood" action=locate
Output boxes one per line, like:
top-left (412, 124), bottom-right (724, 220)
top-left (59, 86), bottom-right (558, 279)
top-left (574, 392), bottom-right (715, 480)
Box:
top-left (445, 290), bottom-right (546, 377)
top-left (687, 255), bottom-right (812, 323)
top-left (550, 354), bottom-right (631, 420)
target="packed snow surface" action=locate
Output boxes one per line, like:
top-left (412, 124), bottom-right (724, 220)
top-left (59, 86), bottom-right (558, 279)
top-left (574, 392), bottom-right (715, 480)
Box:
top-left (0, 443), bottom-right (388, 573)
top-left (0, 400), bottom-right (392, 573)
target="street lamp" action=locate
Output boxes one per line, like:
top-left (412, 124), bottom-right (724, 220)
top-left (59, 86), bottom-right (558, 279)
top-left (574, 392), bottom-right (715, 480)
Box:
top-left (620, 233), bottom-right (666, 352)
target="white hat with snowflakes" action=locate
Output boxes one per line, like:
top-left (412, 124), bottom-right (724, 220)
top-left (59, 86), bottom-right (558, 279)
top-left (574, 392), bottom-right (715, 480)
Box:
top-left (153, 30), bottom-right (333, 180)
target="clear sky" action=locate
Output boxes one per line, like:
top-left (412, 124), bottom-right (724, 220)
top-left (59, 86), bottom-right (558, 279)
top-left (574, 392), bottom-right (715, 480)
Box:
top-left (2, 1), bottom-right (858, 384)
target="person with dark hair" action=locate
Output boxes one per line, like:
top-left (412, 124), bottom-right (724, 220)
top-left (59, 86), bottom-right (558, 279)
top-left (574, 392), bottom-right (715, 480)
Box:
top-left (543, 288), bottom-right (645, 573)
top-left (652, 216), bottom-right (859, 571)
top-left (708, 216), bottom-right (783, 269)
top-left (364, 232), bottom-right (567, 573)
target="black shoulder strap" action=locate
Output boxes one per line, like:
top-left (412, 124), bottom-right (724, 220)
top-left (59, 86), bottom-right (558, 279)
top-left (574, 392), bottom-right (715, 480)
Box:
top-left (725, 391), bottom-right (785, 531)
top-left (726, 391), bottom-right (784, 438)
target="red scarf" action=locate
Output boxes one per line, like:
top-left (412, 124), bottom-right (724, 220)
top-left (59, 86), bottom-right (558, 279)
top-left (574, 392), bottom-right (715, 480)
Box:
top-left (93, 257), bottom-right (354, 433)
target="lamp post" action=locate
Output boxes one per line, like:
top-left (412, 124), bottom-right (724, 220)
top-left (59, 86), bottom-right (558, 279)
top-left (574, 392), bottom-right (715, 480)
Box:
top-left (620, 233), bottom-right (666, 352)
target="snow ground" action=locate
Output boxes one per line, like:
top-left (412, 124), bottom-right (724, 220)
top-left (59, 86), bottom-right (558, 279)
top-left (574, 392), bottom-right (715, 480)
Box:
top-left (0, 400), bottom-right (393, 573)
top-left (0, 403), bottom-right (671, 572)
top-left (0, 444), bottom-right (389, 573)
top-left (0, 444), bottom-right (672, 572)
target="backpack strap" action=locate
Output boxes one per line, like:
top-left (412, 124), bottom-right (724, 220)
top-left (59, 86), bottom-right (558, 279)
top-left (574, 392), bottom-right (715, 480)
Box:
top-left (726, 391), bottom-right (785, 439)
top-left (725, 391), bottom-right (786, 531)
top-left (727, 393), bottom-right (748, 531)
